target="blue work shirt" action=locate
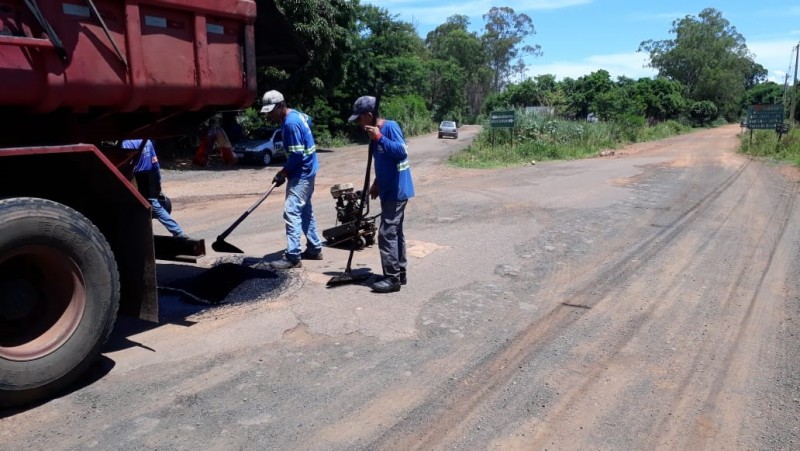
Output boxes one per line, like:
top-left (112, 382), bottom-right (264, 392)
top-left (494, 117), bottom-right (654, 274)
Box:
top-left (374, 120), bottom-right (414, 201)
top-left (122, 139), bottom-right (162, 198)
top-left (280, 110), bottom-right (318, 179)
top-left (122, 139), bottom-right (160, 173)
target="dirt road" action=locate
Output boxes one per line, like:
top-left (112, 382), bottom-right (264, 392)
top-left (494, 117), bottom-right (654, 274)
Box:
top-left (2, 124), bottom-right (799, 449)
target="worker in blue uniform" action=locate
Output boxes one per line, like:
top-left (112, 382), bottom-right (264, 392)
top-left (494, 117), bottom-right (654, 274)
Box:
top-left (260, 90), bottom-right (323, 269)
top-left (348, 95), bottom-right (415, 293)
top-left (122, 139), bottom-right (189, 239)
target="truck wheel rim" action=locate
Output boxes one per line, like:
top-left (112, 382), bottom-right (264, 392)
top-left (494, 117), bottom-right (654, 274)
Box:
top-left (0, 245), bottom-right (87, 361)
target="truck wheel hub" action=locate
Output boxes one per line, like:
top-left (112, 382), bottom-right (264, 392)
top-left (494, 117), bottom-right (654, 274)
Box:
top-left (0, 246), bottom-right (86, 361)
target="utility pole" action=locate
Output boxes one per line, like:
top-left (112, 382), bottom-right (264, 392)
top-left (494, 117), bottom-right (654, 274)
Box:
top-left (792, 43), bottom-right (799, 123)
top-left (783, 73), bottom-right (789, 106)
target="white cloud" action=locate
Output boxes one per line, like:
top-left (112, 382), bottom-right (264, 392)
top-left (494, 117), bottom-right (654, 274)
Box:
top-left (363, 0), bottom-right (591, 32)
top-left (509, 0), bottom-right (592, 11)
top-left (747, 39), bottom-right (800, 81)
top-left (524, 51), bottom-right (657, 81)
top-left (521, 41), bottom-right (799, 83)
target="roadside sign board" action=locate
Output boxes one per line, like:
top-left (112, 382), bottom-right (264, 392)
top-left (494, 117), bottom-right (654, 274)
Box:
top-left (490, 110), bottom-right (515, 128)
top-left (746, 104), bottom-right (784, 130)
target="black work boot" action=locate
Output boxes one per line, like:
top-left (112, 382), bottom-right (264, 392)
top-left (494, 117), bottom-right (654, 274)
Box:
top-left (300, 249), bottom-right (323, 260)
top-left (270, 257), bottom-right (302, 270)
top-left (371, 277), bottom-right (401, 293)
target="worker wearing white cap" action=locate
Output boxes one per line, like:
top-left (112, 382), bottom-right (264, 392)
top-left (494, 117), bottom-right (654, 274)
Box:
top-left (261, 90), bottom-right (323, 269)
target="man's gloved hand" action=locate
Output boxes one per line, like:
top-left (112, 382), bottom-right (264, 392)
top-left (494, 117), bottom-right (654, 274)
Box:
top-left (273, 171), bottom-right (286, 187)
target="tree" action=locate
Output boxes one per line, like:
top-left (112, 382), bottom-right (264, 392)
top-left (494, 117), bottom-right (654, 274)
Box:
top-left (688, 100), bottom-right (718, 126)
top-left (426, 15), bottom-right (491, 121)
top-left (740, 81), bottom-right (784, 113)
top-left (269, 0), bottom-right (355, 99)
top-left (564, 70), bottom-right (614, 119)
top-left (639, 8), bottom-right (761, 121)
top-left (630, 78), bottom-right (687, 122)
top-left (265, 0), bottom-right (356, 137)
top-left (481, 7), bottom-right (542, 92)
top-left (346, 4), bottom-right (427, 97)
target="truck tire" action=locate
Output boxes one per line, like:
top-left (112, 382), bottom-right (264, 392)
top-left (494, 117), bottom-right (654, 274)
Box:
top-left (0, 197), bottom-right (120, 408)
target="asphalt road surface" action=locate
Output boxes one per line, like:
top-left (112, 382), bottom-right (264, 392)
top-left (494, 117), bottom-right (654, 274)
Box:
top-left (2, 124), bottom-right (800, 450)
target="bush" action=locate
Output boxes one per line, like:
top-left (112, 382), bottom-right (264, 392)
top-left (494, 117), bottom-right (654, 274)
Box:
top-left (381, 94), bottom-right (435, 136)
top-left (449, 108), bottom-right (693, 169)
top-left (740, 127), bottom-right (800, 164)
top-left (688, 101), bottom-right (718, 127)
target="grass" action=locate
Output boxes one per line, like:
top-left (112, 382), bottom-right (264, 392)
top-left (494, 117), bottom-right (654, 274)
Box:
top-left (738, 127), bottom-right (800, 165)
top-left (449, 113), bottom-right (693, 169)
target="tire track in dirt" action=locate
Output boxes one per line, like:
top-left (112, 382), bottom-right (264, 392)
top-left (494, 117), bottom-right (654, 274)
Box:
top-left (520, 159), bottom-right (799, 449)
top-left (370, 156), bottom-right (753, 449)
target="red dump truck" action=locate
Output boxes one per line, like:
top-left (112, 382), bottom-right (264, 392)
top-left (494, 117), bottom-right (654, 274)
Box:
top-left (0, 0), bottom-right (304, 407)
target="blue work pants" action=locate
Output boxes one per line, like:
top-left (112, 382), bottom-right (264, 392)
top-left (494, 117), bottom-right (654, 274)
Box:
top-left (283, 176), bottom-right (322, 261)
top-left (378, 199), bottom-right (408, 281)
top-left (150, 197), bottom-right (184, 236)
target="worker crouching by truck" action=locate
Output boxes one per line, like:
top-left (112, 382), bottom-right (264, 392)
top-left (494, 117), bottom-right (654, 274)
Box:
top-left (122, 139), bottom-right (190, 239)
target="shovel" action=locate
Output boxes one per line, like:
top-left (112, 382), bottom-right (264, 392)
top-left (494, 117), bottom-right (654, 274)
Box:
top-left (327, 84), bottom-right (383, 287)
top-left (211, 182), bottom-right (277, 253)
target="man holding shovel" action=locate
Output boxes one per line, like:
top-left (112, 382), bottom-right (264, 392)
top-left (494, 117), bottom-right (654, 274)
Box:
top-left (348, 95), bottom-right (415, 293)
top-left (261, 90), bottom-right (323, 269)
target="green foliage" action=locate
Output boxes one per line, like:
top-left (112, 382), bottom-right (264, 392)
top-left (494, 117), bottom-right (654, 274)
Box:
top-left (688, 100), bottom-right (719, 126)
top-left (238, 108), bottom-right (265, 135)
top-left (246, 2), bottom-right (761, 150)
top-left (381, 94), bottom-right (435, 136)
top-left (563, 70), bottom-right (614, 119)
top-left (639, 8), bottom-right (766, 122)
top-left (609, 114), bottom-right (647, 142)
top-left (450, 111), bottom-right (691, 168)
top-left (481, 7), bottom-right (542, 93)
top-left (740, 128), bottom-right (800, 165)
top-left (741, 82), bottom-right (784, 113)
top-left (425, 58), bottom-right (467, 123)
top-left (425, 16), bottom-right (490, 121)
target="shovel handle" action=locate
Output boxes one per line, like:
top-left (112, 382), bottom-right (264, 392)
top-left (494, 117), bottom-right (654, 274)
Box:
top-left (217, 182), bottom-right (277, 240)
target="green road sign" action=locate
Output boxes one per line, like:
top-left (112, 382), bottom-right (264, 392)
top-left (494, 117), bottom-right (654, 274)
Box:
top-left (746, 104), bottom-right (784, 130)
top-left (490, 110), bottom-right (515, 128)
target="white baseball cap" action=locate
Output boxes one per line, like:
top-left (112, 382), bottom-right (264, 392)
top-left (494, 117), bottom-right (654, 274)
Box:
top-left (260, 90), bottom-right (284, 113)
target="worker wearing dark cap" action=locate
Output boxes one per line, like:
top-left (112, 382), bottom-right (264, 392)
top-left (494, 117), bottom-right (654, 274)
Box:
top-left (348, 95), bottom-right (415, 293)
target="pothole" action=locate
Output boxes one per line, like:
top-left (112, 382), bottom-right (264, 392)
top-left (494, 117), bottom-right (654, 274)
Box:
top-left (159, 261), bottom-right (290, 305)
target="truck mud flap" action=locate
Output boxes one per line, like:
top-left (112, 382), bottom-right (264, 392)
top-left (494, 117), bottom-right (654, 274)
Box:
top-left (153, 236), bottom-right (206, 263)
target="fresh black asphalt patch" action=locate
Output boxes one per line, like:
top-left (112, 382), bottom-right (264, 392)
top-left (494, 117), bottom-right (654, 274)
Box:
top-left (159, 262), bottom-right (284, 305)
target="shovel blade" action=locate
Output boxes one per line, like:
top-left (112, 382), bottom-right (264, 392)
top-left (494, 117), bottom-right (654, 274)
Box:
top-left (326, 271), bottom-right (371, 288)
top-left (211, 237), bottom-right (244, 254)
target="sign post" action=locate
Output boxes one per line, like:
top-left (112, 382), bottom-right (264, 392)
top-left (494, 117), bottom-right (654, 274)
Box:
top-left (745, 104), bottom-right (785, 144)
top-left (490, 110), bottom-right (515, 147)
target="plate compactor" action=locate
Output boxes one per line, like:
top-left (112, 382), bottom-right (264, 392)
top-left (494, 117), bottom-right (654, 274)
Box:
top-left (322, 183), bottom-right (378, 249)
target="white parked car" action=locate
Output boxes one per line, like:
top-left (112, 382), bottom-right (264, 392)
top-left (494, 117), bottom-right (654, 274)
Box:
top-left (233, 127), bottom-right (285, 166)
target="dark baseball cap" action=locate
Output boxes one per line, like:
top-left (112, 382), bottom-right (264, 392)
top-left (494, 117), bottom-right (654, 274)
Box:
top-left (348, 96), bottom-right (376, 122)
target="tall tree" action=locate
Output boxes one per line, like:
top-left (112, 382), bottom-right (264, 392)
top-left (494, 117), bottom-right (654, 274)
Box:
top-left (345, 4), bottom-right (427, 98)
top-left (481, 7), bottom-right (542, 93)
top-left (264, 0), bottom-right (356, 136)
top-left (639, 8), bottom-right (761, 120)
top-left (425, 15), bottom-right (488, 121)
top-left (268, 0), bottom-right (355, 99)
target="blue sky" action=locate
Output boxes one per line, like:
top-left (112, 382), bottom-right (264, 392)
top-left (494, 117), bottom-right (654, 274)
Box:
top-left (361, 0), bottom-right (800, 84)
